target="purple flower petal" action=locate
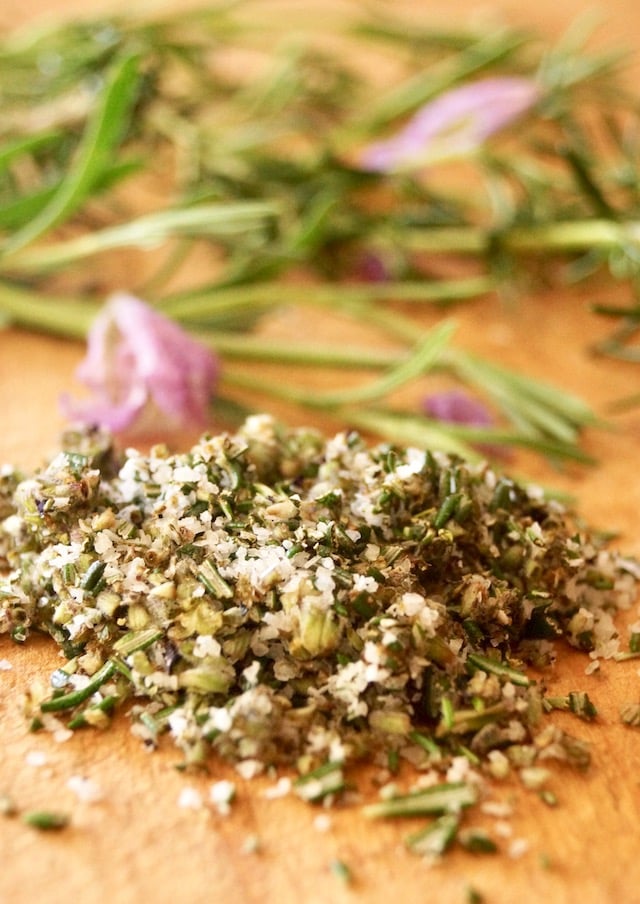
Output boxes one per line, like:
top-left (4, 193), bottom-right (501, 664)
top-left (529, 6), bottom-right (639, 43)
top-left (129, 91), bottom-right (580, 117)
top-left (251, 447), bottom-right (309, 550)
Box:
top-left (353, 250), bottom-right (391, 283)
top-left (360, 76), bottom-right (540, 173)
top-left (61, 292), bottom-right (219, 433)
top-left (423, 389), bottom-right (493, 427)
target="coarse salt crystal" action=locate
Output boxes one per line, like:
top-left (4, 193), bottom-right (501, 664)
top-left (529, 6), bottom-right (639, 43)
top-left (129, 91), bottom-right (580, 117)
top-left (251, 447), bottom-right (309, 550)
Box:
top-left (481, 800), bottom-right (513, 819)
top-left (193, 634), bottom-right (222, 658)
top-left (263, 777), bottom-right (292, 800)
top-left (210, 780), bottom-right (236, 815)
top-left (446, 755), bottom-right (472, 784)
top-left (399, 592), bottom-right (425, 617)
top-left (25, 750), bottom-right (48, 767)
top-left (242, 660), bottom-right (261, 686)
top-left (178, 786), bottom-right (204, 810)
top-left (208, 706), bottom-right (233, 733)
top-left (508, 837), bottom-right (530, 859)
top-left (313, 813), bottom-right (333, 832)
top-left (0, 659), bottom-right (12, 671)
top-left (235, 759), bottom-right (264, 780)
top-left (494, 820), bottom-right (514, 839)
top-left (67, 775), bottom-right (104, 803)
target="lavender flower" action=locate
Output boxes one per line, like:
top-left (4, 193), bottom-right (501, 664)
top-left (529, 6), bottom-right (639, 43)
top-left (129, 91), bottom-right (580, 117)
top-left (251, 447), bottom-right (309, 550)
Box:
top-left (423, 389), bottom-right (493, 427)
top-left (423, 388), bottom-right (512, 459)
top-left (61, 292), bottom-right (218, 433)
top-left (360, 77), bottom-right (540, 172)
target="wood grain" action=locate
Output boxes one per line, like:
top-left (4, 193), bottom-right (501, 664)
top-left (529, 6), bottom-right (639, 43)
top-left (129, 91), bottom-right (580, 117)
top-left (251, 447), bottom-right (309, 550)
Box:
top-left (3, 3), bottom-right (640, 903)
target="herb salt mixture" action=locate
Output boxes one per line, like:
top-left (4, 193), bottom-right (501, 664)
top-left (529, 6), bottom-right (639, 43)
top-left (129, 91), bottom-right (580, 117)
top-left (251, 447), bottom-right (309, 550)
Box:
top-left (1, 415), bottom-right (638, 826)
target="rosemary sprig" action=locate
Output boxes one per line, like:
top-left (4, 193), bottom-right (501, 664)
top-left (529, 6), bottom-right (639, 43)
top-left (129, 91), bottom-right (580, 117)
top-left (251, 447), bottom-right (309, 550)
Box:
top-left (1, 3), bottom-right (638, 458)
top-left (1, 53), bottom-right (140, 258)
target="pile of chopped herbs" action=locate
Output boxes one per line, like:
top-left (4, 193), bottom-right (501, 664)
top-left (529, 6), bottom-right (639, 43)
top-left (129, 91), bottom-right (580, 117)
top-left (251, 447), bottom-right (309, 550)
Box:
top-left (0, 416), bottom-right (638, 820)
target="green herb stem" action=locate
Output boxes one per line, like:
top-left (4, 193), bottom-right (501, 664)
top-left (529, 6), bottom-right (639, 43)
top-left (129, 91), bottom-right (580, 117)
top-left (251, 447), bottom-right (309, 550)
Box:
top-left (363, 781), bottom-right (477, 819)
top-left (159, 276), bottom-right (495, 321)
top-left (1, 53), bottom-right (141, 259)
top-left (40, 660), bottom-right (116, 713)
top-left (22, 810), bottom-right (69, 831)
top-left (399, 219), bottom-right (640, 257)
top-left (2, 202), bottom-right (282, 273)
top-left (0, 282), bottom-right (96, 338)
top-left (467, 653), bottom-right (531, 686)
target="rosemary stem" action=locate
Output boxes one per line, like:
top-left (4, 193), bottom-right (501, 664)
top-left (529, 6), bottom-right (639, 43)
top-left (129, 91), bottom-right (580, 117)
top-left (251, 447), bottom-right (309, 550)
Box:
top-left (40, 660), bottom-right (116, 712)
top-left (1, 202), bottom-right (281, 272)
top-left (212, 333), bottom-right (402, 369)
top-left (0, 280), bottom-right (409, 370)
top-left (400, 218), bottom-right (637, 256)
top-left (222, 321), bottom-right (453, 409)
top-left (159, 276), bottom-right (494, 321)
top-left (0, 282), bottom-right (97, 338)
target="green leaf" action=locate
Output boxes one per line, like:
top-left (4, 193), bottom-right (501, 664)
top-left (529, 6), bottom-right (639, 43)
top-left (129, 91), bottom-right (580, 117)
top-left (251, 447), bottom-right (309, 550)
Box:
top-left (5, 200), bottom-right (281, 271)
top-left (0, 160), bottom-right (140, 231)
top-left (0, 129), bottom-right (63, 172)
top-left (1, 53), bottom-right (140, 257)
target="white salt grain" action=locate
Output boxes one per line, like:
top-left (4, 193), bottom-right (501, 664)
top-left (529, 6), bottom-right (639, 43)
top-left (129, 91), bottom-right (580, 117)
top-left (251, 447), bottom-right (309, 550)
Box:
top-left (263, 776), bottom-right (292, 800)
top-left (178, 786), bottom-right (204, 810)
top-left (313, 813), bottom-right (333, 832)
top-left (25, 750), bottom-right (48, 767)
top-left (508, 837), bottom-right (530, 859)
top-left (67, 775), bottom-right (104, 803)
top-left (210, 780), bottom-right (236, 815)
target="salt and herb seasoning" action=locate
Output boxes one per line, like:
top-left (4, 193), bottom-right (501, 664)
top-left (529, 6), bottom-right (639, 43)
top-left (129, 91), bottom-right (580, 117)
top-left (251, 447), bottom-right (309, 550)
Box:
top-left (1, 415), bottom-right (638, 852)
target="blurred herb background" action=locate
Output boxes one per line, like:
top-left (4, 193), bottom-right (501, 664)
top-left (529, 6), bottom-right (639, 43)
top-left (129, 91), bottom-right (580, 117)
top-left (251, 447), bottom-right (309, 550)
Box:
top-left (1, 0), bottom-right (640, 462)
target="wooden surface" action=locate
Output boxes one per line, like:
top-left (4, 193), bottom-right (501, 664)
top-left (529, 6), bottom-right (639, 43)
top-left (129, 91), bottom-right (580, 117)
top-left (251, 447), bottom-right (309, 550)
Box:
top-left (3, 3), bottom-right (640, 904)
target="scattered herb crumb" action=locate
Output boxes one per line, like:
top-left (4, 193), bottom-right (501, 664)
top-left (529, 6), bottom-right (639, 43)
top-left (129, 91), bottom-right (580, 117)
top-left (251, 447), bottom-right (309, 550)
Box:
top-left (22, 810), bottom-right (70, 831)
top-left (1, 415), bottom-right (639, 852)
top-left (458, 828), bottom-right (498, 854)
top-left (620, 702), bottom-right (640, 726)
top-left (241, 833), bottom-right (261, 855)
top-left (329, 858), bottom-right (353, 884)
top-left (405, 812), bottom-right (459, 857)
top-left (466, 886), bottom-right (485, 904)
top-left (539, 788), bottom-right (559, 807)
top-left (0, 793), bottom-right (17, 817)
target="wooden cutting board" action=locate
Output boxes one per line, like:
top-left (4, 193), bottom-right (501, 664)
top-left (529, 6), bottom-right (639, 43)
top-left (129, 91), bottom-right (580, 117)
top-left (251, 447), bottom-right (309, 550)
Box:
top-left (3, 3), bottom-right (640, 903)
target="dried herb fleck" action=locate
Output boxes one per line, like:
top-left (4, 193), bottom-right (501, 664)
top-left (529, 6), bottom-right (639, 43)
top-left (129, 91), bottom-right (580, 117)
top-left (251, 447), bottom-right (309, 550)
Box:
top-left (22, 810), bottom-right (69, 831)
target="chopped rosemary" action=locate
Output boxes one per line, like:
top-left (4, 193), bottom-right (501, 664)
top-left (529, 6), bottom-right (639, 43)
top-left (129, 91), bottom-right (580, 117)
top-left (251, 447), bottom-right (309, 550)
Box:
top-left (466, 887), bottom-right (485, 904)
top-left (294, 763), bottom-right (346, 804)
top-left (620, 703), bottom-right (640, 727)
top-left (543, 691), bottom-right (598, 721)
top-left (539, 789), bottom-right (559, 807)
top-left (458, 828), bottom-right (498, 854)
top-left (405, 812), bottom-right (459, 857)
top-left (39, 661), bottom-right (117, 713)
top-left (0, 793), bottom-right (17, 817)
top-left (329, 859), bottom-right (353, 884)
top-left (362, 782), bottom-right (477, 819)
top-left (0, 416), bottom-right (638, 851)
top-left (22, 810), bottom-right (70, 831)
